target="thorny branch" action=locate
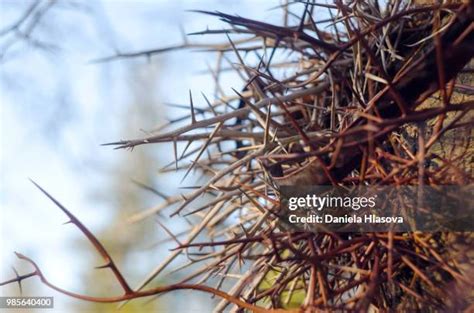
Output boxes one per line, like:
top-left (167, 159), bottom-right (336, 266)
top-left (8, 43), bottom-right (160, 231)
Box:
top-left (1, 181), bottom-right (284, 313)
top-left (2, 0), bottom-right (474, 311)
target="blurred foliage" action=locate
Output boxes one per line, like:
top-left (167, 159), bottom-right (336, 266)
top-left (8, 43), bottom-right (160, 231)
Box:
top-left (75, 61), bottom-right (163, 313)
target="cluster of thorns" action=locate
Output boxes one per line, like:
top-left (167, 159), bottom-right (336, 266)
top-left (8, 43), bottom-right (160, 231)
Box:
top-left (2, 1), bottom-right (474, 312)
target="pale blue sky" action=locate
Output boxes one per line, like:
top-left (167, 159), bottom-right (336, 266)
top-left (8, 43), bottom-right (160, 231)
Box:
top-left (0, 1), bottom-right (297, 311)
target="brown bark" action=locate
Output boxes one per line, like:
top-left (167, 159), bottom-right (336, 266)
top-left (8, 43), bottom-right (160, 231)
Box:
top-left (273, 1), bottom-right (474, 186)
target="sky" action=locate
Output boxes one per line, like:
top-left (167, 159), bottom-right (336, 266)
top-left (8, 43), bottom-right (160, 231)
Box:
top-left (0, 0), bottom-right (284, 311)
